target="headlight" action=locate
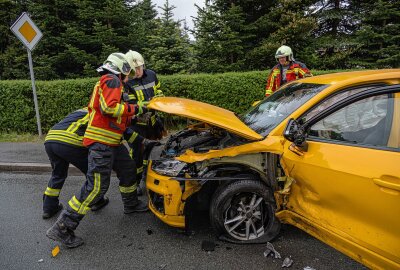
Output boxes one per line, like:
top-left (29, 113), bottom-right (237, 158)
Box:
top-left (151, 160), bottom-right (188, 177)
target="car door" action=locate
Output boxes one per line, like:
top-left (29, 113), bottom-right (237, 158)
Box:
top-left (281, 86), bottom-right (400, 268)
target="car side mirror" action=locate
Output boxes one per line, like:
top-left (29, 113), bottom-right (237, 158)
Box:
top-left (283, 119), bottom-right (308, 151)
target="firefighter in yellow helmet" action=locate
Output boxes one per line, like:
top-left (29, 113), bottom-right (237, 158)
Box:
top-left (265, 45), bottom-right (312, 96)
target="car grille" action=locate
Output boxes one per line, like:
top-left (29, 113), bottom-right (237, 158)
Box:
top-left (149, 190), bottom-right (164, 214)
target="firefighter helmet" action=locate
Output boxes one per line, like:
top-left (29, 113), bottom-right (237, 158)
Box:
top-left (275, 45), bottom-right (295, 61)
top-left (97, 53), bottom-right (132, 76)
top-left (125, 50), bottom-right (145, 68)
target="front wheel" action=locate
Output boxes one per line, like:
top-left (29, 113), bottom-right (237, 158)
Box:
top-left (209, 179), bottom-right (280, 243)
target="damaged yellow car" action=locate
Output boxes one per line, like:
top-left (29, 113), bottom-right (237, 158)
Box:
top-left (146, 70), bottom-right (400, 269)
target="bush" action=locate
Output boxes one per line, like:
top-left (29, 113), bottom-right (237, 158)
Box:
top-left (0, 70), bottom-right (345, 133)
top-left (0, 78), bottom-right (95, 133)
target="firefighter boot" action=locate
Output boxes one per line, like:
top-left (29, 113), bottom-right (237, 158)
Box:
top-left (90, 196), bottom-right (109, 212)
top-left (122, 192), bottom-right (149, 214)
top-left (124, 200), bottom-right (149, 214)
top-left (46, 211), bottom-right (84, 248)
top-left (42, 202), bottom-right (63, 219)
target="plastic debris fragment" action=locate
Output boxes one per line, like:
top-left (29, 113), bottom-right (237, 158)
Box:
top-left (282, 257), bottom-right (293, 268)
top-left (38, 259), bottom-right (44, 263)
top-left (264, 242), bottom-right (281, 259)
top-left (304, 267), bottom-right (316, 270)
top-left (51, 246), bottom-right (60, 257)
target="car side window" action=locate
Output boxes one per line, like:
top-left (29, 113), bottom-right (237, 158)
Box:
top-left (308, 93), bottom-right (396, 148)
top-left (300, 84), bottom-right (385, 124)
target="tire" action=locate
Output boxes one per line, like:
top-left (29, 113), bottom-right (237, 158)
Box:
top-left (210, 179), bottom-right (280, 243)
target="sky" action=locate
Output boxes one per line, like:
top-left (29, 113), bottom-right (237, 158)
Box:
top-left (151, 0), bottom-right (205, 31)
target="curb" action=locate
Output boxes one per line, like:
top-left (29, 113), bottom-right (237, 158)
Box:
top-left (0, 162), bottom-right (81, 175)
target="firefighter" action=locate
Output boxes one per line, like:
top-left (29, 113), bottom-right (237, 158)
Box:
top-left (46, 53), bottom-right (148, 248)
top-left (265, 45), bottom-right (312, 96)
top-left (42, 108), bottom-right (109, 219)
top-left (124, 50), bottom-right (165, 194)
top-left (42, 107), bottom-right (148, 219)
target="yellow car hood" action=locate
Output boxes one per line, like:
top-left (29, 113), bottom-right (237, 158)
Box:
top-left (148, 97), bottom-right (263, 141)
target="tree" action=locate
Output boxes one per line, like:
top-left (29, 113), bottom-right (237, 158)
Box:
top-left (352, 0), bottom-right (400, 68)
top-left (144, 0), bottom-right (191, 74)
top-left (0, 0), bottom-right (30, 80)
top-left (129, 0), bottom-right (158, 52)
top-left (193, 0), bottom-right (316, 72)
top-left (0, 0), bottom-right (161, 80)
top-left (246, 0), bottom-right (317, 70)
top-left (310, 0), bottom-right (361, 69)
top-left (193, 1), bottom-right (249, 72)
top-left (192, 2), bottom-right (223, 72)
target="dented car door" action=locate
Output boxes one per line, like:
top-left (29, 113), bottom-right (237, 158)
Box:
top-left (280, 87), bottom-right (400, 269)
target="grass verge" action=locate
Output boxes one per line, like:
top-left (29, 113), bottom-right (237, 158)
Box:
top-left (0, 132), bottom-right (44, 142)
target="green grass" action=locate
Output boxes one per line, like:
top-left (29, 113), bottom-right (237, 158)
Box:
top-left (0, 132), bottom-right (44, 142)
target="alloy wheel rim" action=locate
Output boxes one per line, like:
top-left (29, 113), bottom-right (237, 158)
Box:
top-left (223, 192), bottom-right (267, 241)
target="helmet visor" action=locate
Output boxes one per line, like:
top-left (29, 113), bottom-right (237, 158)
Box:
top-left (121, 61), bottom-right (132, 76)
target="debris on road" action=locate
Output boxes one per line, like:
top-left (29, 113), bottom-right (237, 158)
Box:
top-left (51, 245), bottom-right (60, 257)
top-left (282, 257), bottom-right (293, 268)
top-left (159, 264), bottom-right (167, 269)
top-left (127, 243), bottom-right (133, 247)
top-left (264, 242), bottom-right (281, 259)
top-left (201, 240), bottom-right (215, 252)
top-left (146, 228), bottom-right (153, 235)
top-left (304, 267), bottom-right (316, 270)
top-left (38, 259), bottom-right (44, 263)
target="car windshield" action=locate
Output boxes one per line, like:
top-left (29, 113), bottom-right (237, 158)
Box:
top-left (241, 82), bottom-right (329, 136)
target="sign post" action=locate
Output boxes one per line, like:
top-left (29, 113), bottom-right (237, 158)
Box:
top-left (10, 12), bottom-right (43, 136)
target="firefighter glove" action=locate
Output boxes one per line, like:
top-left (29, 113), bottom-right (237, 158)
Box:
top-left (136, 101), bottom-right (149, 115)
top-left (154, 89), bottom-right (164, 97)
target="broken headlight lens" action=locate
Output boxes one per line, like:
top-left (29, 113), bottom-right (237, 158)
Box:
top-left (151, 160), bottom-right (188, 177)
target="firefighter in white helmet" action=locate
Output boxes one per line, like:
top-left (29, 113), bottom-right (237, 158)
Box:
top-left (265, 45), bottom-right (312, 96)
top-left (124, 50), bottom-right (165, 195)
top-left (46, 53), bottom-right (148, 248)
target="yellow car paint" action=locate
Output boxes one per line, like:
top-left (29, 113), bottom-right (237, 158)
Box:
top-left (146, 165), bottom-right (185, 227)
top-left (276, 210), bottom-right (399, 270)
top-left (146, 70), bottom-right (400, 269)
top-left (148, 97), bottom-right (263, 141)
top-left (176, 135), bottom-right (284, 163)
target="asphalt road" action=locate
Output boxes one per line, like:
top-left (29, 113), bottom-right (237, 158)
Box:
top-left (0, 172), bottom-right (365, 270)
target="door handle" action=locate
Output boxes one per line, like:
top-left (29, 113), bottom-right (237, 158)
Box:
top-left (373, 177), bottom-right (400, 192)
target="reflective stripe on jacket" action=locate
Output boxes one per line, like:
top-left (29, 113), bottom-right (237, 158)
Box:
top-left (83, 74), bottom-right (136, 147)
top-left (265, 61), bottom-right (311, 96)
top-left (125, 69), bottom-right (160, 103)
top-left (45, 108), bottom-right (89, 147)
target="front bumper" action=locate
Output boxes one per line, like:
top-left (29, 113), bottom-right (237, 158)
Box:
top-left (146, 161), bottom-right (185, 228)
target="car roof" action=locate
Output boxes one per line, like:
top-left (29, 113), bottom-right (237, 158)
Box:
top-left (299, 69), bottom-right (400, 85)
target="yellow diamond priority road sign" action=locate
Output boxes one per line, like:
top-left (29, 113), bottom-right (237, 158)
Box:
top-left (10, 12), bottom-right (43, 51)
